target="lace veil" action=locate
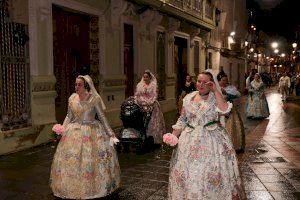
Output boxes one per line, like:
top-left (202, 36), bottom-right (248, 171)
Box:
top-left (78, 75), bottom-right (106, 110)
top-left (135, 69), bottom-right (157, 93)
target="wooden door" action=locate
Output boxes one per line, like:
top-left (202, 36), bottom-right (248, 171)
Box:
top-left (174, 37), bottom-right (187, 101)
top-left (124, 24), bottom-right (134, 98)
top-left (53, 6), bottom-right (90, 123)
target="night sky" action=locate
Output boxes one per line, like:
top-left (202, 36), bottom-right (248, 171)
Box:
top-left (247, 0), bottom-right (300, 42)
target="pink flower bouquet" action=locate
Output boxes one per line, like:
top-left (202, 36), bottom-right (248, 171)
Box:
top-left (163, 133), bottom-right (178, 146)
top-left (52, 124), bottom-right (65, 135)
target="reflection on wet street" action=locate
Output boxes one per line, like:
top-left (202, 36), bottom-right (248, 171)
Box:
top-left (1, 88), bottom-right (300, 199)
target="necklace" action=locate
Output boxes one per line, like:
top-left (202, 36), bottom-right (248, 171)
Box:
top-left (199, 91), bottom-right (210, 97)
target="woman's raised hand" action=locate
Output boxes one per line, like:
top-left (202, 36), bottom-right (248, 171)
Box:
top-left (205, 81), bottom-right (217, 92)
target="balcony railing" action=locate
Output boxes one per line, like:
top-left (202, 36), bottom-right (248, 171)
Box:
top-left (133, 0), bottom-right (215, 29)
top-left (163, 0), bottom-right (204, 15)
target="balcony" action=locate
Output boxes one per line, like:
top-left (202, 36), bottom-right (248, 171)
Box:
top-left (131, 0), bottom-right (216, 30)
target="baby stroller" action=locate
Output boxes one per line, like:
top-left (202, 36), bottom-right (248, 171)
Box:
top-left (119, 96), bottom-right (153, 154)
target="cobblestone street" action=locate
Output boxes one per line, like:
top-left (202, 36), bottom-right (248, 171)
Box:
top-left (1, 88), bottom-right (300, 199)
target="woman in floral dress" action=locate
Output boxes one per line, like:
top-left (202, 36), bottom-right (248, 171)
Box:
top-left (168, 72), bottom-right (245, 200)
top-left (218, 74), bottom-right (245, 153)
top-left (246, 73), bottom-right (270, 119)
top-left (135, 69), bottom-right (166, 144)
top-left (50, 75), bottom-right (120, 199)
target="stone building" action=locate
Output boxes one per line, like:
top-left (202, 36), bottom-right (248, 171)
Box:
top-left (0, 0), bottom-right (225, 154)
top-left (210, 0), bottom-right (248, 90)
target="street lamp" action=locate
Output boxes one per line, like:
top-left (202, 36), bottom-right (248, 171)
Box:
top-left (271, 42), bottom-right (278, 49)
top-left (292, 43), bottom-right (297, 48)
top-left (274, 49), bottom-right (279, 54)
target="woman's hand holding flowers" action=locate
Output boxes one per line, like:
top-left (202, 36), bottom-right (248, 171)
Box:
top-left (52, 124), bottom-right (65, 135)
top-left (163, 133), bottom-right (179, 146)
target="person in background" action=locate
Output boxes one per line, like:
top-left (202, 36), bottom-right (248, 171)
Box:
top-left (135, 69), bottom-right (166, 146)
top-left (177, 73), bottom-right (196, 114)
top-left (290, 72), bottom-right (297, 95)
top-left (50, 75), bottom-right (120, 199)
top-left (246, 73), bottom-right (270, 119)
top-left (218, 74), bottom-right (245, 153)
top-left (278, 72), bottom-right (291, 101)
top-left (296, 74), bottom-right (300, 96)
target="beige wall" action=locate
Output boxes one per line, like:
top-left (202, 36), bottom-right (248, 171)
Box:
top-left (1, 0), bottom-right (212, 155)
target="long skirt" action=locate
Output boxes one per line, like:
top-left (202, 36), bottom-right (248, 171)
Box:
top-left (146, 101), bottom-right (166, 144)
top-left (225, 106), bottom-right (245, 152)
top-left (246, 94), bottom-right (269, 118)
top-left (168, 125), bottom-right (246, 200)
top-left (50, 122), bottom-right (121, 199)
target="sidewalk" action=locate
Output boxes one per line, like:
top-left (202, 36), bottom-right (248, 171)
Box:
top-left (237, 89), bottom-right (300, 199)
top-left (1, 89), bottom-right (300, 199)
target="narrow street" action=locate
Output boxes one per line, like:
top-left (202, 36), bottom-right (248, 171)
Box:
top-left (1, 88), bottom-right (300, 200)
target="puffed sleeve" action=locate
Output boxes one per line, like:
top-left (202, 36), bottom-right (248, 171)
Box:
top-left (94, 96), bottom-right (114, 137)
top-left (62, 94), bottom-right (75, 128)
top-left (216, 101), bottom-right (232, 115)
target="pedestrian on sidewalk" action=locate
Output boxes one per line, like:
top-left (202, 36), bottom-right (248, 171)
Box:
top-left (134, 69), bottom-right (166, 146)
top-left (177, 73), bottom-right (196, 114)
top-left (278, 72), bottom-right (291, 101)
top-left (296, 74), bottom-right (300, 96)
top-left (50, 75), bottom-right (121, 199)
top-left (167, 71), bottom-right (246, 200)
top-left (218, 73), bottom-right (245, 153)
top-left (246, 73), bottom-right (270, 119)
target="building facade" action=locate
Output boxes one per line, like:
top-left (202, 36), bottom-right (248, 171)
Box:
top-left (209, 0), bottom-right (248, 90)
top-left (0, 0), bottom-right (221, 154)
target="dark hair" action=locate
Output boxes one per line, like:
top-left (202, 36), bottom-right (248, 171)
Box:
top-left (77, 77), bottom-right (90, 91)
top-left (217, 73), bottom-right (228, 81)
top-left (199, 72), bottom-right (214, 82)
top-left (144, 70), bottom-right (152, 80)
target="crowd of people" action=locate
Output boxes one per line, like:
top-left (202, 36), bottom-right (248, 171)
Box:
top-left (50, 67), bottom-right (300, 199)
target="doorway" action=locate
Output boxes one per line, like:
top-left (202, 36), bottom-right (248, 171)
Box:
top-left (174, 37), bottom-right (188, 101)
top-left (124, 24), bottom-right (134, 98)
top-left (53, 5), bottom-right (91, 123)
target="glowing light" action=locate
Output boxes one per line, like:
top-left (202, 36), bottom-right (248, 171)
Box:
top-left (271, 42), bottom-right (278, 49)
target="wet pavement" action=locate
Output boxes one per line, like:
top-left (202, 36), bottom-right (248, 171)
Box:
top-left (1, 88), bottom-right (300, 199)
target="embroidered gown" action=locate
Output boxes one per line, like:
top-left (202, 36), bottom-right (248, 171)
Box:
top-left (135, 82), bottom-right (166, 144)
top-left (246, 80), bottom-right (270, 118)
top-left (168, 91), bottom-right (245, 200)
top-left (223, 85), bottom-right (245, 152)
top-left (50, 93), bottom-right (121, 199)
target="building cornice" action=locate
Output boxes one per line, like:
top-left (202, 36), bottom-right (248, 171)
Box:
top-left (131, 0), bottom-right (216, 30)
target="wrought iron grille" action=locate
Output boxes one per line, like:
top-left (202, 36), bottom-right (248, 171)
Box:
top-left (0, 0), bottom-right (30, 131)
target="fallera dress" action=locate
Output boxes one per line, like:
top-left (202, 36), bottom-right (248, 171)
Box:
top-left (135, 81), bottom-right (166, 144)
top-left (246, 80), bottom-right (270, 118)
top-left (168, 91), bottom-right (246, 200)
top-left (223, 85), bottom-right (245, 152)
top-left (50, 93), bottom-right (120, 199)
